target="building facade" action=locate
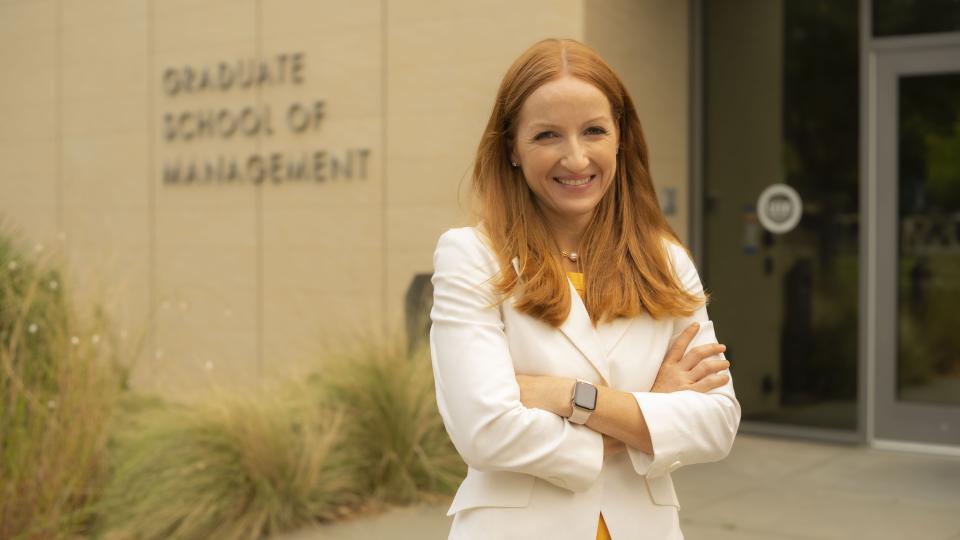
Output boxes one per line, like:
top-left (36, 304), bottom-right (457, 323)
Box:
top-left (0, 0), bottom-right (691, 395)
top-left (0, 0), bottom-right (957, 452)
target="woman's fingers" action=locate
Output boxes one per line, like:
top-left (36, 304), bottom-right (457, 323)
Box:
top-left (691, 372), bottom-right (731, 393)
top-left (689, 358), bottom-right (731, 381)
top-left (678, 342), bottom-right (726, 370)
top-left (664, 323), bottom-right (700, 364)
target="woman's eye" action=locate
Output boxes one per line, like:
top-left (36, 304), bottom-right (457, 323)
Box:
top-left (585, 126), bottom-right (608, 136)
top-left (533, 131), bottom-right (557, 141)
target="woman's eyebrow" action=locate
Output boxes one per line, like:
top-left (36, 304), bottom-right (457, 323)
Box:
top-left (526, 116), bottom-right (612, 130)
top-left (580, 116), bottom-right (612, 125)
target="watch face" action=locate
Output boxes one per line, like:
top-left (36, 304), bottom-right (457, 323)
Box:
top-left (573, 381), bottom-right (598, 411)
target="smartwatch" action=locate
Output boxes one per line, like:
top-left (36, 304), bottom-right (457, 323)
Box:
top-left (569, 379), bottom-right (598, 424)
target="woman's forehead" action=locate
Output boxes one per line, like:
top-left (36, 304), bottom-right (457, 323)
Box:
top-left (518, 76), bottom-right (613, 126)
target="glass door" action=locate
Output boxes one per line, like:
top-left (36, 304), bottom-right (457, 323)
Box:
top-left (703, 0), bottom-right (860, 434)
top-left (873, 44), bottom-right (960, 445)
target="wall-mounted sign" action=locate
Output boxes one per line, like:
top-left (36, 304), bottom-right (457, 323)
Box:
top-left (161, 53), bottom-right (307, 95)
top-left (159, 52), bottom-right (371, 186)
top-left (757, 183), bottom-right (803, 234)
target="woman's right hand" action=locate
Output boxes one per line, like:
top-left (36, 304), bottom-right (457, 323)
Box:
top-left (650, 322), bottom-right (730, 393)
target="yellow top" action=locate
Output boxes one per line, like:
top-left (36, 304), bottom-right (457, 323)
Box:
top-left (567, 271), bottom-right (585, 298)
top-left (597, 513), bottom-right (611, 540)
top-left (566, 271), bottom-right (612, 540)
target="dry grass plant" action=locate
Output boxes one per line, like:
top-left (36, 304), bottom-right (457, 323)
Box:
top-left (0, 227), bottom-right (128, 539)
top-left (1, 224), bottom-right (464, 539)
top-left (97, 385), bottom-right (360, 540)
top-left (97, 337), bottom-right (465, 539)
top-left (311, 339), bottom-right (466, 505)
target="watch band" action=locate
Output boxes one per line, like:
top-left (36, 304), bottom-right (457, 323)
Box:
top-left (569, 404), bottom-right (592, 424)
top-left (568, 379), bottom-right (597, 425)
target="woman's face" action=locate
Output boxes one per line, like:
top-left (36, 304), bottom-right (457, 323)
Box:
top-left (511, 75), bottom-right (618, 227)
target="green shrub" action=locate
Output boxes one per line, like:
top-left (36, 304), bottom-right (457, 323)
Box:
top-left (0, 226), bottom-right (127, 539)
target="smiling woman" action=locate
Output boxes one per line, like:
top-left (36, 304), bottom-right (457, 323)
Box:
top-left (429, 39), bottom-right (740, 540)
top-left (510, 77), bottom-right (619, 231)
top-left (474, 39), bottom-right (704, 329)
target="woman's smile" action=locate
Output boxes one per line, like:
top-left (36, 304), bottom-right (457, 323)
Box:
top-left (553, 174), bottom-right (597, 188)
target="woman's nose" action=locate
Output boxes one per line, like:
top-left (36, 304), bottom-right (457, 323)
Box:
top-left (560, 139), bottom-right (589, 171)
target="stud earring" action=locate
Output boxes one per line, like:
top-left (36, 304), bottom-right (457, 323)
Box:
top-left (511, 161), bottom-right (519, 167)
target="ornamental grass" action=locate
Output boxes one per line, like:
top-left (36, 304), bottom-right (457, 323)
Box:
top-left (1, 222), bottom-right (464, 540)
top-left (311, 341), bottom-right (466, 505)
top-left (96, 342), bottom-right (465, 540)
top-left (0, 226), bottom-right (128, 539)
top-left (96, 388), bottom-right (360, 540)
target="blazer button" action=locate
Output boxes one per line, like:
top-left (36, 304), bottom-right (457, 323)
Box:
top-left (668, 460), bottom-right (682, 472)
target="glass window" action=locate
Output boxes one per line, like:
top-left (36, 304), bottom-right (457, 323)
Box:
top-left (873, 0), bottom-right (960, 37)
top-left (896, 72), bottom-right (960, 407)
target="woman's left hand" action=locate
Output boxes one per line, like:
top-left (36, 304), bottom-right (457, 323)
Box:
top-left (516, 374), bottom-right (574, 417)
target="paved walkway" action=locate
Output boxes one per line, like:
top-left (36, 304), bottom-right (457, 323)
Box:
top-left (276, 434), bottom-right (960, 540)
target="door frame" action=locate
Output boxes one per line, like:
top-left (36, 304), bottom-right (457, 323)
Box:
top-left (863, 4), bottom-right (960, 453)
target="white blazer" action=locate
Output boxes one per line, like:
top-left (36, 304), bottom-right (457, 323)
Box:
top-left (429, 227), bottom-right (741, 540)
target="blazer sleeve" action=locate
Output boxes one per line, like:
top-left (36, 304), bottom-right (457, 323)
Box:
top-left (429, 228), bottom-right (604, 493)
top-left (626, 241), bottom-right (742, 479)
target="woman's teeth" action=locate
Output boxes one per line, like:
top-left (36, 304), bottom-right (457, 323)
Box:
top-left (554, 175), bottom-right (595, 186)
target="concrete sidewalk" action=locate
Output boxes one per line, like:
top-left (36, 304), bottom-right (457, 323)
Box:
top-left (277, 434), bottom-right (960, 540)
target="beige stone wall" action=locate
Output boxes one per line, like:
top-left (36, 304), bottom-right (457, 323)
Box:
top-left (0, 0), bottom-right (689, 400)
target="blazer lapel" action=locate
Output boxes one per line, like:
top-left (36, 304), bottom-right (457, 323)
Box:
top-left (596, 315), bottom-right (633, 360)
top-left (511, 257), bottom-right (612, 384)
top-left (559, 276), bottom-right (612, 385)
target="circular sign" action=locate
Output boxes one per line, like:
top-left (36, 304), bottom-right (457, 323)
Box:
top-left (757, 184), bottom-right (803, 234)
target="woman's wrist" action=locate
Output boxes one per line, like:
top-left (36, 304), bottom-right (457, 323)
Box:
top-left (555, 377), bottom-right (575, 418)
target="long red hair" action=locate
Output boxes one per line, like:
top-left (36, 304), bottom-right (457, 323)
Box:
top-left (472, 38), bottom-right (705, 327)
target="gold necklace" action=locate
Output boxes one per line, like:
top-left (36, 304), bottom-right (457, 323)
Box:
top-left (560, 250), bottom-right (579, 262)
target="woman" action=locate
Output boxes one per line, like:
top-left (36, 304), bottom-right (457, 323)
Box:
top-left (429, 38), bottom-right (740, 540)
